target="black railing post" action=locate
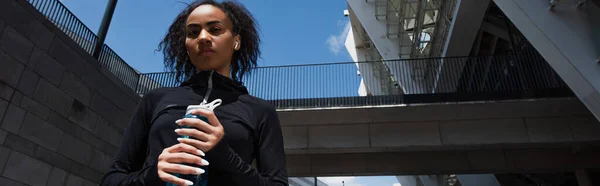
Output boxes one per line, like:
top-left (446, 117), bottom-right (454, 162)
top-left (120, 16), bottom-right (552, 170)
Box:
top-left (93, 0), bottom-right (118, 59)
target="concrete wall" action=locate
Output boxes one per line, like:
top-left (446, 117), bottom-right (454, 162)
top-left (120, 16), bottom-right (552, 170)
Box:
top-left (493, 0), bottom-right (600, 121)
top-left (0, 0), bottom-right (140, 185)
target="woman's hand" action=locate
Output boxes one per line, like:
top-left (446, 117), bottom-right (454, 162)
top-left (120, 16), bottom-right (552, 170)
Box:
top-left (174, 108), bottom-right (225, 153)
top-left (157, 143), bottom-right (209, 186)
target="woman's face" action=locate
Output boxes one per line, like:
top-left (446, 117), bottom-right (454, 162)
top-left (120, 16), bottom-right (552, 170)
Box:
top-left (185, 5), bottom-right (240, 74)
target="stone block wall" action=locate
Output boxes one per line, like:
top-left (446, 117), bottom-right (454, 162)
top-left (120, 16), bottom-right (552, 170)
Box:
top-left (0, 0), bottom-right (140, 185)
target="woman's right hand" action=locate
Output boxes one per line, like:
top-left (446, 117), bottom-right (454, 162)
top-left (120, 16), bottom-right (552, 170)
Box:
top-left (157, 143), bottom-right (209, 186)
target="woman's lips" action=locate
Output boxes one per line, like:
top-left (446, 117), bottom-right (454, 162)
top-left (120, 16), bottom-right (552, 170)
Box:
top-left (199, 49), bottom-right (215, 56)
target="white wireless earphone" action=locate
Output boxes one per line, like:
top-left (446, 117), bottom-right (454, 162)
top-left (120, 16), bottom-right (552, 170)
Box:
top-left (235, 41), bottom-right (239, 49)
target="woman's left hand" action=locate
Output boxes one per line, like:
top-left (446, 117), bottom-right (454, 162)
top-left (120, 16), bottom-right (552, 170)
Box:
top-left (175, 109), bottom-right (225, 153)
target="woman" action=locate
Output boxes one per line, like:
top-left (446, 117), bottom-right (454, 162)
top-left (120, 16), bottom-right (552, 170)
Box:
top-left (100, 0), bottom-right (288, 185)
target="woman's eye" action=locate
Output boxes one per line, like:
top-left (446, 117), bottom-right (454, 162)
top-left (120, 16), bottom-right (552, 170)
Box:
top-left (209, 27), bottom-right (222, 33)
top-left (187, 30), bottom-right (199, 38)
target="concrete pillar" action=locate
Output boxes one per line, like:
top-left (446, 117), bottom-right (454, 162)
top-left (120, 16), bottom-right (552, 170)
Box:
top-left (345, 24), bottom-right (385, 96)
top-left (433, 0), bottom-right (491, 93)
top-left (346, 0), bottom-right (428, 94)
top-left (494, 0), bottom-right (600, 122)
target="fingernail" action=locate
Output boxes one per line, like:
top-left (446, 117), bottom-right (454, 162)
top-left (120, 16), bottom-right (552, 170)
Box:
top-left (174, 129), bottom-right (180, 133)
top-left (201, 159), bottom-right (209, 166)
top-left (175, 119), bottom-right (183, 124)
top-left (197, 150), bottom-right (205, 156)
top-left (195, 168), bottom-right (205, 175)
top-left (184, 180), bottom-right (194, 185)
top-left (177, 138), bottom-right (184, 142)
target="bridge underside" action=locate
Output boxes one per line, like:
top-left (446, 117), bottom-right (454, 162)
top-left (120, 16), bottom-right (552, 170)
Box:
top-left (278, 98), bottom-right (600, 176)
top-left (286, 145), bottom-right (600, 177)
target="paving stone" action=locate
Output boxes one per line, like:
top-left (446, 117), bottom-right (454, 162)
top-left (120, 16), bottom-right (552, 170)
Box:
top-left (96, 116), bottom-right (122, 147)
top-left (0, 82), bottom-right (14, 101)
top-left (48, 111), bottom-right (81, 138)
top-left (58, 134), bottom-right (92, 165)
top-left (68, 101), bottom-right (98, 133)
top-left (2, 151), bottom-right (52, 186)
top-left (0, 100), bottom-right (7, 126)
top-left (0, 146), bottom-right (11, 175)
top-left (0, 129), bottom-right (7, 145)
top-left (27, 47), bottom-right (65, 86)
top-left (48, 38), bottom-right (84, 78)
top-left (8, 91), bottom-right (21, 106)
top-left (0, 26), bottom-right (34, 64)
top-left (65, 174), bottom-right (84, 186)
top-left (0, 49), bottom-right (25, 87)
top-left (0, 0), bottom-right (34, 36)
top-left (82, 178), bottom-right (97, 186)
top-left (78, 127), bottom-right (107, 150)
top-left (60, 73), bottom-right (91, 106)
top-left (89, 94), bottom-right (117, 124)
top-left (35, 146), bottom-right (74, 173)
top-left (3, 133), bottom-right (37, 158)
top-left (15, 68), bottom-right (40, 97)
top-left (70, 163), bottom-right (102, 183)
top-left (26, 21), bottom-right (53, 52)
top-left (1, 104), bottom-right (25, 134)
top-left (45, 167), bottom-right (68, 186)
top-left (89, 148), bottom-right (111, 173)
top-left (19, 112), bottom-right (63, 151)
top-left (19, 96), bottom-right (49, 120)
top-left (0, 177), bottom-right (26, 186)
top-left (33, 78), bottom-right (73, 117)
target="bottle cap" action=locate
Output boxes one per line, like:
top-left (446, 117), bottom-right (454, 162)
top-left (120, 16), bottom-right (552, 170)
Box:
top-left (186, 99), bottom-right (223, 114)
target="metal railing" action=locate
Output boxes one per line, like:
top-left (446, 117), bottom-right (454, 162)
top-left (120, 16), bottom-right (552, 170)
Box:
top-left (24, 0), bottom-right (574, 110)
top-left (137, 49), bottom-right (573, 109)
top-left (26, 0), bottom-right (141, 91)
top-left (27, 0), bottom-right (98, 54)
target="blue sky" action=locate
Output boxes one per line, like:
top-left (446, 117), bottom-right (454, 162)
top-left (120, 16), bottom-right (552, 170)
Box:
top-left (59, 0), bottom-right (362, 98)
top-left (59, 0), bottom-right (354, 73)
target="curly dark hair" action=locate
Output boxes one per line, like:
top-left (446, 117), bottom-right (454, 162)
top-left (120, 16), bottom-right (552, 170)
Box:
top-left (158, 0), bottom-right (260, 82)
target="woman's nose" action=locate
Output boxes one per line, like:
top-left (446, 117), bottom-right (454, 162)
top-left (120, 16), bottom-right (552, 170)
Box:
top-left (197, 29), bottom-right (211, 44)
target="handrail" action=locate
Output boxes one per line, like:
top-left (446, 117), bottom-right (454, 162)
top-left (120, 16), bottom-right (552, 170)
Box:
top-left (26, 0), bottom-right (140, 91)
top-left (24, 0), bottom-right (574, 110)
top-left (138, 49), bottom-right (574, 109)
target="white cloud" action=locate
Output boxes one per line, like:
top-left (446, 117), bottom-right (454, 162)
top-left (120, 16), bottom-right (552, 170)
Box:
top-left (393, 183), bottom-right (402, 186)
top-left (327, 20), bottom-right (351, 55)
top-left (318, 176), bottom-right (363, 186)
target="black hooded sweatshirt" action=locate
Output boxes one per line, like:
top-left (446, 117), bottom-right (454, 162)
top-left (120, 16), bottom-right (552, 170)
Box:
top-left (100, 71), bottom-right (288, 186)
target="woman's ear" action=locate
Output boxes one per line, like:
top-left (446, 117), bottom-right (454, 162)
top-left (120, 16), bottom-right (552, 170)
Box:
top-left (234, 36), bottom-right (241, 51)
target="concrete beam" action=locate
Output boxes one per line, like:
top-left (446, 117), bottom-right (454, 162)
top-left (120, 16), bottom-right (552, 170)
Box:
top-left (279, 98), bottom-right (600, 153)
top-left (285, 147), bottom-right (600, 176)
top-left (493, 0), bottom-right (600, 122)
top-left (433, 0), bottom-right (491, 93)
top-left (480, 21), bottom-right (510, 41)
top-left (442, 0), bottom-right (492, 57)
top-left (345, 19), bottom-right (390, 96)
top-left (346, 1), bottom-right (428, 94)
